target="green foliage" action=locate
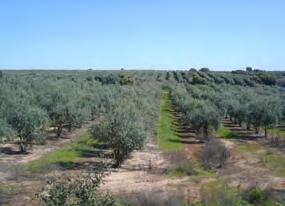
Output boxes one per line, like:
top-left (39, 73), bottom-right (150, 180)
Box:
top-left (196, 181), bottom-right (282, 206)
top-left (200, 68), bottom-right (210, 72)
top-left (36, 173), bottom-right (125, 206)
top-left (243, 187), bottom-right (269, 204)
top-left (232, 70), bottom-right (247, 74)
top-left (7, 104), bottom-right (48, 152)
top-left (171, 80), bottom-right (284, 140)
top-left (0, 70), bottom-right (161, 155)
top-left (200, 180), bottom-right (247, 206)
top-left (242, 187), bottom-right (283, 206)
top-left (257, 72), bottom-right (276, 85)
top-left (0, 119), bottom-right (15, 142)
top-left (192, 74), bottom-right (207, 84)
top-left (91, 101), bottom-right (146, 166)
top-left (171, 85), bottom-right (223, 140)
top-left (246, 67), bottom-right (253, 72)
top-left (189, 100), bottom-right (221, 139)
top-left (249, 97), bottom-right (282, 135)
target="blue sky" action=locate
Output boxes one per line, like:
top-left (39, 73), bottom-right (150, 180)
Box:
top-left (0, 0), bottom-right (284, 70)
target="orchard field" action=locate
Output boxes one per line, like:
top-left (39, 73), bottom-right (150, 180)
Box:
top-left (0, 69), bottom-right (285, 206)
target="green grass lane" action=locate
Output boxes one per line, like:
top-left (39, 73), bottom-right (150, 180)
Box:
top-left (22, 133), bottom-right (98, 173)
top-left (157, 89), bottom-right (182, 153)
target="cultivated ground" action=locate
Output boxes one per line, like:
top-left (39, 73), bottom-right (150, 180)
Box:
top-left (0, 91), bottom-right (285, 205)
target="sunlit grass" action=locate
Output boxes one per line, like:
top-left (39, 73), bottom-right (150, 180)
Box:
top-left (0, 184), bottom-right (22, 196)
top-left (236, 142), bottom-right (285, 178)
top-left (268, 127), bottom-right (285, 139)
top-left (262, 152), bottom-right (285, 177)
top-left (216, 127), bottom-right (239, 139)
top-left (22, 133), bottom-right (98, 173)
top-left (157, 89), bottom-right (182, 152)
top-left (236, 142), bottom-right (260, 154)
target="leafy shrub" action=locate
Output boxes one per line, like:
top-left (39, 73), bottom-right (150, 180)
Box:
top-left (202, 138), bottom-right (229, 169)
top-left (125, 190), bottom-right (183, 206)
top-left (200, 180), bottom-right (246, 206)
top-left (36, 173), bottom-right (125, 206)
top-left (242, 187), bottom-right (269, 204)
top-left (167, 152), bottom-right (196, 177)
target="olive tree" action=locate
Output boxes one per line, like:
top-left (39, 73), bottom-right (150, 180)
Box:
top-left (260, 98), bottom-right (282, 137)
top-left (91, 102), bottom-right (146, 166)
top-left (38, 85), bottom-right (90, 137)
top-left (188, 100), bottom-right (222, 140)
top-left (0, 118), bottom-right (15, 143)
top-left (7, 105), bottom-right (48, 153)
top-left (249, 97), bottom-right (282, 136)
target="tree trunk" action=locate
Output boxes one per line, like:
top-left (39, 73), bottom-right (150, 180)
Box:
top-left (57, 124), bottom-right (62, 137)
top-left (246, 123), bottom-right (251, 130)
top-left (255, 127), bottom-right (259, 134)
top-left (265, 126), bottom-right (267, 138)
top-left (239, 121), bottom-right (242, 127)
top-left (230, 116), bottom-right (232, 122)
top-left (203, 123), bottom-right (209, 141)
top-left (114, 149), bottom-right (123, 167)
top-left (68, 123), bottom-right (72, 132)
top-left (19, 142), bottom-right (27, 153)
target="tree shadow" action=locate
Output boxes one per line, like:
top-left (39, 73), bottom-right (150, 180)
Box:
top-left (177, 133), bottom-right (197, 139)
top-left (54, 160), bottom-right (109, 171)
top-left (168, 139), bottom-right (204, 144)
top-left (76, 148), bottom-right (113, 159)
top-left (224, 134), bottom-right (263, 140)
top-left (0, 147), bottom-right (27, 155)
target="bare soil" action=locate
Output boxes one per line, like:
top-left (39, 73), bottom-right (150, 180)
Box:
top-left (218, 120), bottom-right (285, 201)
top-left (99, 138), bottom-right (201, 204)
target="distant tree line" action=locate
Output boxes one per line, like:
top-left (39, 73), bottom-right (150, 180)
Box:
top-left (163, 68), bottom-right (285, 87)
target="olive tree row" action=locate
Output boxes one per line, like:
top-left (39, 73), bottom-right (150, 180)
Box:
top-left (0, 71), bottom-right (161, 153)
top-left (91, 83), bottom-right (161, 166)
top-left (170, 85), bottom-right (222, 140)
top-left (170, 83), bottom-right (284, 139)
